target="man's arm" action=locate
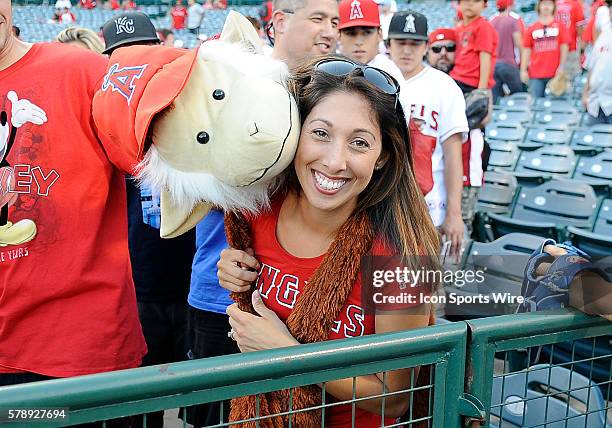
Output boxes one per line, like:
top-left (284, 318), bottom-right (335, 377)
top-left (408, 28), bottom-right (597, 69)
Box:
top-left (478, 51), bottom-right (492, 89)
top-left (512, 30), bottom-right (524, 63)
top-left (440, 133), bottom-right (464, 257)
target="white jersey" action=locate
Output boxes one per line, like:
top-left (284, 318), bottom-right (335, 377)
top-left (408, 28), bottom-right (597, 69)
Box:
top-left (399, 65), bottom-right (469, 226)
top-left (586, 26), bottom-right (612, 116)
top-left (368, 53), bottom-right (405, 85)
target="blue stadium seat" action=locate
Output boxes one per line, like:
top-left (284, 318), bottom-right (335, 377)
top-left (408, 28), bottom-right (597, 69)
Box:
top-left (533, 97), bottom-right (577, 112)
top-left (515, 145), bottom-right (577, 178)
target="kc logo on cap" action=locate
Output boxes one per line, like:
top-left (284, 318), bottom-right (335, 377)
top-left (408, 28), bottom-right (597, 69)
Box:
top-left (114, 16), bottom-right (135, 34)
top-left (403, 14), bottom-right (416, 33)
top-left (350, 0), bottom-right (364, 20)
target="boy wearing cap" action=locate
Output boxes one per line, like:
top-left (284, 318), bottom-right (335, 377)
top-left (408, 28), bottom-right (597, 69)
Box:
top-left (337, 0), bottom-right (404, 82)
top-left (428, 27), bottom-right (486, 239)
top-left (387, 11), bottom-right (468, 257)
top-left (450, 0), bottom-right (498, 94)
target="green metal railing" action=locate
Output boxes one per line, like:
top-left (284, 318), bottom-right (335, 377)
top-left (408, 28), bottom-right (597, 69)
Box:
top-left (0, 310), bottom-right (609, 427)
top-left (0, 322), bottom-right (468, 427)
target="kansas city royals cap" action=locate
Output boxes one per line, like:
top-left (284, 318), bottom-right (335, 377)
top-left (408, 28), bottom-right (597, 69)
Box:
top-left (388, 10), bottom-right (428, 41)
top-left (102, 12), bottom-right (160, 55)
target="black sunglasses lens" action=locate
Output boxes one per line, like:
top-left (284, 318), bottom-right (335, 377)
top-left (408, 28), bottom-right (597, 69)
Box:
top-left (363, 68), bottom-right (397, 95)
top-left (432, 44), bottom-right (456, 53)
top-left (316, 60), bottom-right (357, 77)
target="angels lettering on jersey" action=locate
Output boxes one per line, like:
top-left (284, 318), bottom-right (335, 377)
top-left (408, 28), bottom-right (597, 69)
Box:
top-left (256, 262), bottom-right (366, 338)
top-left (0, 91), bottom-right (53, 248)
top-left (531, 26), bottom-right (562, 52)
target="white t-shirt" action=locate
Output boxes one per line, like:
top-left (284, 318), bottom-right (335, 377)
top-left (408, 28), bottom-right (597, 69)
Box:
top-left (187, 3), bottom-right (205, 30)
top-left (399, 65), bottom-right (469, 226)
top-left (368, 53), bottom-right (405, 84)
top-left (586, 27), bottom-right (612, 116)
top-left (595, 5), bottom-right (611, 34)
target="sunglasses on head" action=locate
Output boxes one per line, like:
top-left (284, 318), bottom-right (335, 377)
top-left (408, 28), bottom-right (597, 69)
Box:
top-left (430, 44), bottom-right (456, 53)
top-left (314, 59), bottom-right (401, 106)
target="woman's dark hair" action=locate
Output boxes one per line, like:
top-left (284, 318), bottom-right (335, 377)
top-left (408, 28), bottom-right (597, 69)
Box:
top-left (284, 55), bottom-right (440, 266)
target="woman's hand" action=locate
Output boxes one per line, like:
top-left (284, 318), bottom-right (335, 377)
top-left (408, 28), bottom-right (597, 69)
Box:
top-left (217, 247), bottom-right (260, 292)
top-left (227, 290), bottom-right (300, 352)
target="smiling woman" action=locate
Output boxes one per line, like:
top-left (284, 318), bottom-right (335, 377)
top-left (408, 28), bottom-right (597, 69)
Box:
top-left (217, 55), bottom-right (441, 427)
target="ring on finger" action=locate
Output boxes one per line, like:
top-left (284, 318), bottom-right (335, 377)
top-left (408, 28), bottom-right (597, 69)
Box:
top-left (227, 329), bottom-right (236, 341)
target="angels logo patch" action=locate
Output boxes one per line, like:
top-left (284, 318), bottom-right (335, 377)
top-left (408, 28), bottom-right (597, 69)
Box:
top-left (350, 0), bottom-right (364, 20)
top-left (101, 63), bottom-right (148, 105)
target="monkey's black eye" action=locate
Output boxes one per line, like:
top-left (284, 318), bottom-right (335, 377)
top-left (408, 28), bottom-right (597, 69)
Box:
top-left (213, 89), bottom-right (225, 100)
top-left (196, 131), bottom-right (210, 144)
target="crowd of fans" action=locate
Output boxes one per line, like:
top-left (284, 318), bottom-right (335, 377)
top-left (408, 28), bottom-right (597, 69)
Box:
top-left (1, 0), bottom-right (611, 426)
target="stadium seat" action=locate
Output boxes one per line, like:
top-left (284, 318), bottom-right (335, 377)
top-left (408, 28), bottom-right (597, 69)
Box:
top-left (522, 125), bottom-right (572, 148)
top-left (444, 233), bottom-right (546, 318)
top-left (534, 108), bottom-right (580, 127)
top-left (491, 106), bottom-right (532, 125)
top-left (573, 151), bottom-right (612, 196)
top-left (594, 198), bottom-right (612, 235)
top-left (484, 212), bottom-right (559, 241)
top-left (484, 180), bottom-right (599, 240)
top-left (485, 123), bottom-right (526, 143)
top-left (487, 141), bottom-right (521, 171)
top-left (513, 179), bottom-right (599, 228)
top-left (532, 97), bottom-right (576, 112)
top-left (497, 92), bottom-right (533, 108)
top-left (475, 171), bottom-right (518, 214)
top-left (571, 124), bottom-right (612, 150)
top-left (567, 226), bottom-right (612, 258)
top-left (514, 145), bottom-right (577, 178)
top-left (490, 364), bottom-right (608, 428)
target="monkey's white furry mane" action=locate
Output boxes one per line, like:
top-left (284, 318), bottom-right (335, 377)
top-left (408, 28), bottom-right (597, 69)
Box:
top-left (135, 40), bottom-right (290, 214)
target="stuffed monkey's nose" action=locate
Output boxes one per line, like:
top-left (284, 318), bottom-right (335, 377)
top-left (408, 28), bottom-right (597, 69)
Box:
top-left (248, 122), bottom-right (260, 137)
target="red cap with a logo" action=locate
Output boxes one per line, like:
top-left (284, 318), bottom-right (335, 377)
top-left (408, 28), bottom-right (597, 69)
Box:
top-left (428, 28), bottom-right (457, 44)
top-left (338, 0), bottom-right (381, 30)
top-left (496, 0), bottom-right (513, 9)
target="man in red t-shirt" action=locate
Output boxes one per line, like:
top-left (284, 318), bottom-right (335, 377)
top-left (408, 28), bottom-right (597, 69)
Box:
top-left (521, 0), bottom-right (570, 97)
top-left (0, 0), bottom-right (146, 388)
top-left (169, 0), bottom-right (188, 30)
top-left (451, 0), bottom-right (499, 94)
top-left (555, 0), bottom-right (585, 77)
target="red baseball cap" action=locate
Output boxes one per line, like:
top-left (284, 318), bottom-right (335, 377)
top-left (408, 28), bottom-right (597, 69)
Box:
top-left (338, 0), bottom-right (381, 30)
top-left (496, 0), bottom-right (513, 9)
top-left (428, 28), bottom-right (457, 44)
